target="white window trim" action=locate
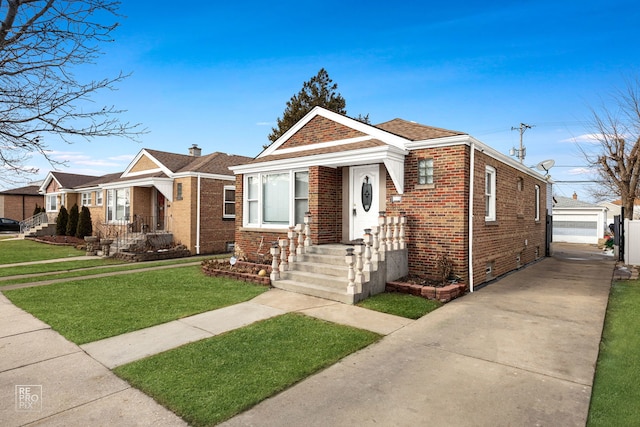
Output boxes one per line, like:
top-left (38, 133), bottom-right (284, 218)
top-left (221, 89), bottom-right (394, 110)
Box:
top-left (223, 185), bottom-right (235, 219)
top-left (46, 194), bottom-right (58, 212)
top-left (534, 184), bottom-right (540, 222)
top-left (96, 190), bottom-right (103, 206)
top-left (485, 166), bottom-right (496, 222)
top-left (81, 192), bottom-right (92, 207)
top-left (243, 169), bottom-right (309, 228)
top-left (106, 188), bottom-right (130, 223)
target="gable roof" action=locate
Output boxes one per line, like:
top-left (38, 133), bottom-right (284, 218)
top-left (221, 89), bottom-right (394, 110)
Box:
top-left (123, 148), bottom-right (253, 178)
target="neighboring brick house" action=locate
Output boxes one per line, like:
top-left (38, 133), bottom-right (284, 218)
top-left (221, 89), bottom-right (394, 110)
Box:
top-left (39, 145), bottom-right (252, 254)
top-left (0, 184), bottom-right (44, 221)
top-left (231, 107), bottom-right (550, 293)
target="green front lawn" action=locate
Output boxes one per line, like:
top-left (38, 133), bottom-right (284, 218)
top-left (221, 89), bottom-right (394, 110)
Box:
top-left (3, 266), bottom-right (267, 344)
top-left (588, 280), bottom-right (640, 426)
top-left (0, 239), bottom-right (84, 263)
top-left (115, 313), bottom-right (380, 426)
top-left (357, 291), bottom-right (442, 319)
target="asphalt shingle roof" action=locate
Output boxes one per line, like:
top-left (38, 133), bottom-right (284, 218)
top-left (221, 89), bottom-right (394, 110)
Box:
top-left (374, 118), bottom-right (466, 141)
top-left (0, 185), bottom-right (41, 195)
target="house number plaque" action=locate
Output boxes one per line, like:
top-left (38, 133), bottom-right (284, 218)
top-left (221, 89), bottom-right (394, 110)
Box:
top-left (361, 176), bottom-right (372, 212)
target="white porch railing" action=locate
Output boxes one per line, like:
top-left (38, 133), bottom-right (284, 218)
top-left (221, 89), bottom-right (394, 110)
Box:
top-left (269, 211), bottom-right (407, 296)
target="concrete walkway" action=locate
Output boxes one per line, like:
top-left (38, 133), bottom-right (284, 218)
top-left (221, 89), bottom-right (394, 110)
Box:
top-left (222, 243), bottom-right (615, 427)
top-left (0, 243), bottom-right (617, 426)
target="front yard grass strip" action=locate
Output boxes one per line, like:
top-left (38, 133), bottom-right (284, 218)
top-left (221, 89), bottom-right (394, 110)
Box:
top-left (115, 313), bottom-right (381, 426)
top-left (0, 255), bottom-right (214, 286)
top-left (587, 280), bottom-right (640, 426)
top-left (0, 239), bottom-right (84, 263)
top-left (357, 291), bottom-right (442, 319)
top-left (3, 266), bottom-right (267, 344)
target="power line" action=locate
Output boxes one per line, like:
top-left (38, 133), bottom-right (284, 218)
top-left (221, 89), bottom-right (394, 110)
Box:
top-left (509, 123), bottom-right (534, 163)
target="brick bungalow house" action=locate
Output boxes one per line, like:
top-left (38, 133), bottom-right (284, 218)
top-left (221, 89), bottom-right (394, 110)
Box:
top-left (230, 107), bottom-right (550, 302)
top-left (38, 145), bottom-right (252, 254)
top-left (0, 184), bottom-right (45, 221)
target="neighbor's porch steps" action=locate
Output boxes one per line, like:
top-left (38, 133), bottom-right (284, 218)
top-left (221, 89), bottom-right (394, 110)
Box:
top-left (274, 244), bottom-right (356, 304)
top-left (20, 223), bottom-right (56, 238)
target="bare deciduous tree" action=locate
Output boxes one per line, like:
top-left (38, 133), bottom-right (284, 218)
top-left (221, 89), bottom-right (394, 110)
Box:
top-left (0, 0), bottom-right (142, 181)
top-left (580, 76), bottom-right (640, 219)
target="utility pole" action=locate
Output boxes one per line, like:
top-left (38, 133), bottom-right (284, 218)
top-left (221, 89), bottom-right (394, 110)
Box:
top-left (510, 123), bottom-right (533, 163)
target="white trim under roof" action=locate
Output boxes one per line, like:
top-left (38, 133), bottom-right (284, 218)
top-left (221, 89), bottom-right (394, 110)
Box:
top-left (121, 149), bottom-right (174, 178)
top-left (231, 145), bottom-right (408, 194)
top-left (259, 106), bottom-right (409, 158)
top-left (101, 177), bottom-right (174, 202)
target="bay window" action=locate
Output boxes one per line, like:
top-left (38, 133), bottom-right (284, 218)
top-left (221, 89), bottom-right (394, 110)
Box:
top-left (244, 170), bottom-right (309, 227)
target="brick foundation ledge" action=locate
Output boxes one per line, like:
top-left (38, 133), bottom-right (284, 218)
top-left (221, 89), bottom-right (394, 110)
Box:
top-left (386, 281), bottom-right (467, 303)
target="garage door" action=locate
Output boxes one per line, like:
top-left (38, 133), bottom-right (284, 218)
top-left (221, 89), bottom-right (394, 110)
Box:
top-left (553, 214), bottom-right (599, 244)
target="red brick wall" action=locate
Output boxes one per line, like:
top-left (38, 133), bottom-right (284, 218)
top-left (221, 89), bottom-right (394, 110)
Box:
top-left (470, 151), bottom-right (547, 286)
top-left (309, 166), bottom-right (342, 244)
top-left (280, 116), bottom-right (365, 149)
top-left (385, 146), bottom-right (470, 282)
top-left (0, 194), bottom-right (44, 220)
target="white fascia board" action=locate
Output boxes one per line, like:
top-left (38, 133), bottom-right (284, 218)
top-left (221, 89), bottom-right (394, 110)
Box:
top-left (409, 135), bottom-right (547, 183)
top-left (121, 149), bottom-right (174, 178)
top-left (101, 176), bottom-right (173, 190)
top-left (259, 107), bottom-right (409, 158)
top-left (172, 171), bottom-right (235, 181)
top-left (38, 172), bottom-right (56, 194)
top-left (273, 135), bottom-right (374, 156)
top-left (231, 145), bottom-right (408, 175)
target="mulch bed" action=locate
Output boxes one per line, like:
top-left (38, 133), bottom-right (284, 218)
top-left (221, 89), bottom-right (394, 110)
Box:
top-left (29, 235), bottom-right (85, 247)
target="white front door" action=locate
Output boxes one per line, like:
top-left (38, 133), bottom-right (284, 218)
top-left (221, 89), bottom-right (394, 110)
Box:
top-left (350, 165), bottom-right (380, 241)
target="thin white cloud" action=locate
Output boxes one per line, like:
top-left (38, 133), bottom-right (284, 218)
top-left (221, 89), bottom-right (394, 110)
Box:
top-left (108, 154), bottom-right (136, 162)
top-left (568, 167), bottom-right (591, 175)
top-left (560, 133), bottom-right (601, 143)
top-left (256, 121), bottom-right (274, 126)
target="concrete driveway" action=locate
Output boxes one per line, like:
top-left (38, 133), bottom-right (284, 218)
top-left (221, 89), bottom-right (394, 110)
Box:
top-left (222, 243), bottom-right (615, 427)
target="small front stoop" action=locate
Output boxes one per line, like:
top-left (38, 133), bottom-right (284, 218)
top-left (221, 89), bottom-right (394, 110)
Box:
top-left (274, 244), bottom-right (357, 304)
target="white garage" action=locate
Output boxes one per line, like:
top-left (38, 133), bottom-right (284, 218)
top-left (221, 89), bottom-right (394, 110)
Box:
top-left (552, 195), bottom-right (608, 244)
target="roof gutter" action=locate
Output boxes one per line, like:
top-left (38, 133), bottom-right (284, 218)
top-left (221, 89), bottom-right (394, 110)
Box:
top-left (468, 140), bottom-right (475, 293)
top-left (196, 173), bottom-right (201, 255)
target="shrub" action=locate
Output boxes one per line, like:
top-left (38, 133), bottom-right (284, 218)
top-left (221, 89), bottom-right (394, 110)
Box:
top-left (56, 206), bottom-right (69, 236)
top-left (67, 204), bottom-right (79, 237)
top-left (76, 206), bottom-right (93, 238)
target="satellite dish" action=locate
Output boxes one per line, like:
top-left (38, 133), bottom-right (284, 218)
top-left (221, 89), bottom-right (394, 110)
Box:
top-left (536, 159), bottom-right (555, 172)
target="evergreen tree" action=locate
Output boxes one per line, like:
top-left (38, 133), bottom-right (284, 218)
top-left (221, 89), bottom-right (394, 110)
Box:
top-left (76, 206), bottom-right (93, 238)
top-left (56, 206), bottom-right (69, 236)
top-left (268, 68), bottom-right (347, 144)
top-left (67, 204), bottom-right (79, 237)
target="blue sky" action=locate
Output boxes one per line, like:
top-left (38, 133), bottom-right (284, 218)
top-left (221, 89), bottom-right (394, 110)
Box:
top-left (8, 0), bottom-right (640, 201)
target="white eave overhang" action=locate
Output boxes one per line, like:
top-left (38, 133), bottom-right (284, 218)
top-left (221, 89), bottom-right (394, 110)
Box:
top-left (230, 145), bottom-right (409, 194)
top-left (101, 177), bottom-right (174, 202)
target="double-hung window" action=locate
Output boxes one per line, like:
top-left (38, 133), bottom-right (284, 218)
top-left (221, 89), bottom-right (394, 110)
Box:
top-left (223, 186), bottom-right (236, 219)
top-left (96, 191), bottom-right (103, 206)
top-left (244, 170), bottom-right (309, 227)
top-left (106, 188), bottom-right (130, 222)
top-left (485, 166), bottom-right (496, 221)
top-left (46, 194), bottom-right (58, 212)
top-left (81, 192), bottom-right (91, 206)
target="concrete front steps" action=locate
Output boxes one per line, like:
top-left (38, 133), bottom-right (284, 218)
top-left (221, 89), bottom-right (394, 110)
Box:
top-left (273, 244), bottom-right (357, 304)
top-left (20, 223), bottom-right (56, 238)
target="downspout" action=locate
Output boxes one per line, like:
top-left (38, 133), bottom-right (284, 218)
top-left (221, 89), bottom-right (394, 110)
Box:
top-left (196, 174), bottom-right (201, 255)
top-left (468, 140), bottom-right (475, 293)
